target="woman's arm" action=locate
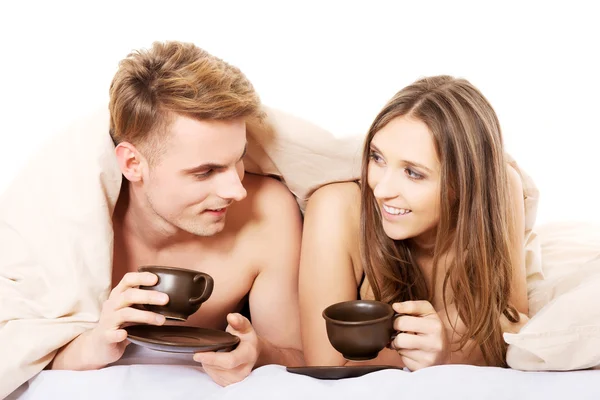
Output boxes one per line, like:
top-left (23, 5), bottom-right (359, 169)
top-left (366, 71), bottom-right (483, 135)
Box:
top-left (502, 164), bottom-right (530, 331)
top-left (299, 183), bottom-right (361, 366)
top-left (298, 182), bottom-right (404, 367)
top-left (506, 164), bottom-right (529, 315)
top-left (438, 165), bottom-right (530, 366)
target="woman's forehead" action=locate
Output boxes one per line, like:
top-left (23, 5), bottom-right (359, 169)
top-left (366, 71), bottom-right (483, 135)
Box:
top-left (372, 116), bottom-right (439, 170)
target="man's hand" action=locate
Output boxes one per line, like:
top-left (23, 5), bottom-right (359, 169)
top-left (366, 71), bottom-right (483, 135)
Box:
top-left (193, 313), bottom-right (260, 386)
top-left (89, 272), bottom-right (169, 366)
top-left (51, 272), bottom-right (169, 370)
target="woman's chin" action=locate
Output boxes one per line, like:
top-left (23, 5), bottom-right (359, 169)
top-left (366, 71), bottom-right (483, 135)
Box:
top-left (382, 224), bottom-right (412, 241)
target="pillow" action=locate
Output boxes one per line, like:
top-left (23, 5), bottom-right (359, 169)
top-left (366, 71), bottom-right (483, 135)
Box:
top-left (245, 106), bottom-right (363, 211)
top-left (505, 221), bottom-right (600, 371)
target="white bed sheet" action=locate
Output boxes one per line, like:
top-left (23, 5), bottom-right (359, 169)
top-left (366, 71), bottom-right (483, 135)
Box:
top-left (8, 344), bottom-right (600, 400)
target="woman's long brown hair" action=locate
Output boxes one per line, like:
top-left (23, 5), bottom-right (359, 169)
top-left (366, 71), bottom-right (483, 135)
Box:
top-left (360, 75), bottom-right (520, 366)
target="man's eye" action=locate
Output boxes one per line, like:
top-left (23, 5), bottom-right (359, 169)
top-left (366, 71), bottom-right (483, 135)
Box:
top-left (195, 170), bottom-right (213, 178)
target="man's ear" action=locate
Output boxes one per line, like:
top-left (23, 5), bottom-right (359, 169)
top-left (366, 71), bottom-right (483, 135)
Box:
top-left (115, 142), bottom-right (145, 182)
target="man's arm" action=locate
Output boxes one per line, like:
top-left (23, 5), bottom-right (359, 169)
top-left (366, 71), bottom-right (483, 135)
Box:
top-left (191, 176), bottom-right (304, 386)
top-left (248, 177), bottom-right (304, 367)
top-left (48, 330), bottom-right (103, 370)
top-left (49, 272), bottom-right (169, 370)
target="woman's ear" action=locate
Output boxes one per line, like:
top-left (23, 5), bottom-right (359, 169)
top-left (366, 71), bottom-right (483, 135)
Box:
top-left (115, 142), bottom-right (144, 182)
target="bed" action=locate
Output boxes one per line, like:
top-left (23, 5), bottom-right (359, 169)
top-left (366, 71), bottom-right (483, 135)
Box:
top-left (3, 107), bottom-right (600, 400)
top-left (9, 344), bottom-right (600, 399)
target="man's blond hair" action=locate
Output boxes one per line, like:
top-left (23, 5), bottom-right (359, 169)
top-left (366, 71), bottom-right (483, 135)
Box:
top-left (109, 41), bottom-right (262, 162)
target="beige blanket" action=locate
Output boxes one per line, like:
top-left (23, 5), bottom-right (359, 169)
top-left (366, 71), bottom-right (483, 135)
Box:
top-left (2, 103), bottom-right (595, 398)
top-left (0, 105), bottom-right (363, 397)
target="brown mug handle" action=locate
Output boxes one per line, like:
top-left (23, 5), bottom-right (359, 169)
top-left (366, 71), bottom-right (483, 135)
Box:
top-left (189, 273), bottom-right (214, 305)
top-left (388, 313), bottom-right (402, 349)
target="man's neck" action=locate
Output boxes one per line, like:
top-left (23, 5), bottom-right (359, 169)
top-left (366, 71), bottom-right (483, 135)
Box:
top-left (114, 181), bottom-right (198, 251)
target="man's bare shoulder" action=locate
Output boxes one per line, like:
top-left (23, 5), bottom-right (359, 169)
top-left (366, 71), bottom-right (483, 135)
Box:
top-left (227, 173), bottom-right (301, 231)
top-left (244, 172), bottom-right (300, 218)
top-left (247, 172), bottom-right (298, 206)
top-left (233, 173), bottom-right (302, 273)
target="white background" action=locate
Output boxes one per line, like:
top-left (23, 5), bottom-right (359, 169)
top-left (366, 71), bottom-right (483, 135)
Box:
top-left (0, 0), bottom-right (598, 225)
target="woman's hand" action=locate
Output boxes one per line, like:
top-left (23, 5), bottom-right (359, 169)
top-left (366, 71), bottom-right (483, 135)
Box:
top-left (391, 300), bottom-right (449, 371)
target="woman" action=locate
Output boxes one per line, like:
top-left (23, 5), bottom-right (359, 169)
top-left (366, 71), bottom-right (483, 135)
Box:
top-left (299, 75), bottom-right (529, 370)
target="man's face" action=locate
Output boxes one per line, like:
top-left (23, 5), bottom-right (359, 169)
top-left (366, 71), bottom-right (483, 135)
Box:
top-left (141, 115), bottom-right (247, 237)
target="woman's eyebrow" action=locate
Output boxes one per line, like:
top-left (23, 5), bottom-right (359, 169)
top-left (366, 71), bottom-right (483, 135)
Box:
top-left (370, 142), bottom-right (433, 173)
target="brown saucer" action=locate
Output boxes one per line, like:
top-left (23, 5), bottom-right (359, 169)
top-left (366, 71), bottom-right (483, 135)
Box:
top-left (125, 325), bottom-right (240, 353)
top-left (286, 365), bottom-right (402, 380)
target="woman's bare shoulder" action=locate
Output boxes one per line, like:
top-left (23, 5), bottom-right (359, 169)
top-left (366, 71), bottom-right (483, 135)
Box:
top-left (306, 182), bottom-right (361, 230)
top-left (304, 181), bottom-right (362, 263)
top-left (306, 181), bottom-right (361, 214)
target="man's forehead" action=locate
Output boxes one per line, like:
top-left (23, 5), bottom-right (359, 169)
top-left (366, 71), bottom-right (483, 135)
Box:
top-left (168, 115), bottom-right (246, 141)
top-left (160, 115), bottom-right (247, 168)
top-left (167, 115), bottom-right (245, 149)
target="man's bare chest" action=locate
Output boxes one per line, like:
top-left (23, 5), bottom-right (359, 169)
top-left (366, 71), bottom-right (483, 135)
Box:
top-left (112, 239), bottom-right (259, 330)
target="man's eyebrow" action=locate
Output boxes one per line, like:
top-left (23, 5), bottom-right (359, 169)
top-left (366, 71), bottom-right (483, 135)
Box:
top-left (369, 143), bottom-right (433, 173)
top-left (182, 143), bottom-right (247, 174)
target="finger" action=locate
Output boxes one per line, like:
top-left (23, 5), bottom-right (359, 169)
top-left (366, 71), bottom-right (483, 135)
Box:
top-left (193, 351), bottom-right (244, 370)
top-left (112, 306), bottom-right (166, 327)
top-left (104, 328), bottom-right (128, 344)
top-left (392, 332), bottom-right (427, 350)
top-left (394, 315), bottom-right (440, 335)
top-left (117, 288), bottom-right (169, 309)
top-left (112, 272), bottom-right (158, 297)
top-left (396, 348), bottom-right (422, 361)
top-left (201, 367), bottom-right (248, 387)
top-left (397, 349), bottom-right (429, 371)
top-left (393, 301), bottom-right (437, 317)
top-left (226, 313), bottom-right (253, 335)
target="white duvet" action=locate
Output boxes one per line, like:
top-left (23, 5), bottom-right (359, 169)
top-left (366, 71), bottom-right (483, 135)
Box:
top-left (10, 344), bottom-right (600, 400)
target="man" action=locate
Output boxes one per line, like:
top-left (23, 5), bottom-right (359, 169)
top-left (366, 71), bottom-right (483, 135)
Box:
top-left (47, 41), bottom-right (304, 386)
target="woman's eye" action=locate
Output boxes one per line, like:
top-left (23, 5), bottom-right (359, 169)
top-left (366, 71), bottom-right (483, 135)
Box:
top-left (368, 151), bottom-right (383, 163)
top-left (405, 168), bottom-right (424, 180)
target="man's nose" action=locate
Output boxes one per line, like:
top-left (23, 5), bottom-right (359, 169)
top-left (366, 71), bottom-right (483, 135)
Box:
top-left (216, 169), bottom-right (247, 202)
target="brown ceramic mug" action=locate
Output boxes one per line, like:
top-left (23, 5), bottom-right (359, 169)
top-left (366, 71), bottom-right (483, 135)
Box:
top-left (322, 300), bottom-right (399, 361)
top-left (138, 266), bottom-right (214, 321)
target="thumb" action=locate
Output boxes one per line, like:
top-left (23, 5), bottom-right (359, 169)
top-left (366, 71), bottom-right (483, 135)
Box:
top-left (226, 313), bottom-right (253, 335)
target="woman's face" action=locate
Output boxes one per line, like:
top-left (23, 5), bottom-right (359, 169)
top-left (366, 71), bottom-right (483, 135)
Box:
top-left (367, 116), bottom-right (442, 246)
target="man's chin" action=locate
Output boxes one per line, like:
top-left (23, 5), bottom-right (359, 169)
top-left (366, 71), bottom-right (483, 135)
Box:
top-left (184, 219), bottom-right (226, 237)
